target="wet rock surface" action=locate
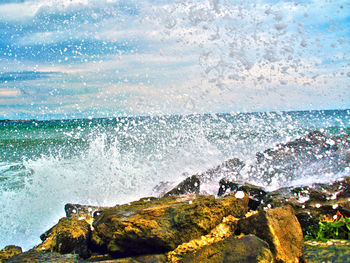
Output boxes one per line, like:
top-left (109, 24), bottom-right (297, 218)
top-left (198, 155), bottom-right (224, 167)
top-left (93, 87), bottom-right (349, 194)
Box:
top-left (176, 234), bottom-right (274, 263)
top-left (263, 176), bottom-right (350, 210)
top-left (0, 192), bottom-right (306, 262)
top-left (262, 176), bottom-right (350, 239)
top-left (218, 179), bottom-right (267, 210)
top-left (163, 175), bottom-right (200, 197)
top-left (251, 131), bottom-right (349, 185)
top-left (167, 215), bottom-right (240, 262)
top-left (0, 245), bottom-right (22, 262)
top-left (65, 204), bottom-right (109, 219)
top-left (199, 158), bottom-right (245, 183)
top-left (91, 193), bottom-right (248, 258)
top-left (238, 205), bottom-right (304, 263)
top-left (36, 217), bottom-right (91, 259)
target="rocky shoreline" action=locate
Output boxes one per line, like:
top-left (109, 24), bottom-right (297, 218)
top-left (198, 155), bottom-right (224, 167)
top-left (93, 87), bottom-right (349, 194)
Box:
top-left (1, 131), bottom-right (349, 262)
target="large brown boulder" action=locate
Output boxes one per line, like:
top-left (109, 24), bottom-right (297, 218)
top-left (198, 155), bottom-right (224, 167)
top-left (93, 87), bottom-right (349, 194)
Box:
top-left (35, 217), bottom-right (91, 259)
top-left (0, 245), bottom-right (22, 262)
top-left (173, 234), bottom-right (274, 263)
top-left (91, 193), bottom-right (249, 258)
top-left (167, 215), bottom-right (240, 262)
top-left (238, 206), bottom-right (304, 263)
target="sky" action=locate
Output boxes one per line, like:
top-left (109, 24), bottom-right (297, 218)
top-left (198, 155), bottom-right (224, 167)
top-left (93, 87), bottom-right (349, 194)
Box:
top-left (0, 0), bottom-right (349, 120)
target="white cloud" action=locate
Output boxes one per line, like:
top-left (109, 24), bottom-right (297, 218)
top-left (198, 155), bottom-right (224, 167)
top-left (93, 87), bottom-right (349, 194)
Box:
top-left (0, 88), bottom-right (21, 97)
top-left (0, 0), bottom-right (93, 21)
top-left (0, 1), bottom-right (41, 21)
top-left (1, 0), bottom-right (349, 117)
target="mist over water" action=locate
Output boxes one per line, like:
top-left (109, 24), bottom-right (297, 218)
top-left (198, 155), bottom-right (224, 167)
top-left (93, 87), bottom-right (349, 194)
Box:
top-left (0, 0), bottom-right (349, 253)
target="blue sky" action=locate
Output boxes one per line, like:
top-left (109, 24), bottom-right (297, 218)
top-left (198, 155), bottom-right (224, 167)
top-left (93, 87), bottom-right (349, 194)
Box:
top-left (0, 0), bottom-right (349, 119)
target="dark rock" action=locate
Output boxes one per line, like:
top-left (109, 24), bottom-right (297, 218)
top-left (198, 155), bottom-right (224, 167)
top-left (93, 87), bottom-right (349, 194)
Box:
top-left (159, 158), bottom-right (245, 198)
top-left (6, 250), bottom-right (80, 263)
top-left (36, 217), bottom-right (91, 259)
top-left (163, 175), bottom-right (200, 197)
top-left (218, 179), bottom-right (267, 210)
top-left (238, 205), bottom-right (304, 263)
top-left (263, 176), bottom-right (350, 211)
top-left (251, 131), bottom-right (349, 185)
top-left (151, 181), bottom-right (175, 196)
top-left (91, 193), bottom-right (249, 258)
top-left (262, 187), bottom-right (301, 209)
top-left (295, 212), bottom-right (320, 239)
top-left (176, 234), bottom-right (274, 263)
top-left (65, 203), bottom-right (107, 219)
top-left (200, 158), bottom-right (245, 182)
top-left (0, 245), bottom-right (22, 262)
top-left (262, 176), bottom-right (350, 239)
top-left (256, 130), bottom-right (326, 164)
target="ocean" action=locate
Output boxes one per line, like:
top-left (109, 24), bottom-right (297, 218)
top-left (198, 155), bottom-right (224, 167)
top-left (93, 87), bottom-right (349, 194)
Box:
top-left (0, 109), bottom-right (349, 250)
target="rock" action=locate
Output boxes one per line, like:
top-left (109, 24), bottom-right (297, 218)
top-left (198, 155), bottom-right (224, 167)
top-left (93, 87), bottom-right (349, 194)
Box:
top-left (36, 217), bottom-right (91, 259)
top-left (200, 158), bottom-right (245, 182)
top-left (91, 193), bottom-right (249, 258)
top-left (65, 203), bottom-right (108, 219)
top-left (262, 187), bottom-right (302, 210)
top-left (6, 250), bottom-right (81, 263)
top-left (218, 179), bottom-right (267, 210)
top-left (263, 177), bottom-right (350, 211)
top-left (238, 205), bottom-right (304, 263)
top-left (163, 175), bottom-right (200, 197)
top-left (152, 181), bottom-right (175, 197)
top-left (161, 158), bottom-right (245, 197)
top-left (251, 131), bottom-right (348, 185)
top-left (168, 215), bottom-right (240, 262)
top-left (262, 176), bottom-right (350, 239)
top-left (0, 245), bottom-right (22, 262)
top-left (174, 234), bottom-right (274, 263)
top-left (295, 212), bottom-right (320, 239)
top-left (256, 130), bottom-right (329, 163)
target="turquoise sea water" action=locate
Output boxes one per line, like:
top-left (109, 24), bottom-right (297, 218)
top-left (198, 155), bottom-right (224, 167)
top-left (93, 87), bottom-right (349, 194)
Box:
top-left (0, 109), bottom-right (349, 250)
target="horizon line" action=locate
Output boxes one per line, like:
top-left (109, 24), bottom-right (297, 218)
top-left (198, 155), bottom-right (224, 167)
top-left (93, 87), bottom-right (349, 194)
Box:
top-left (1, 108), bottom-right (349, 122)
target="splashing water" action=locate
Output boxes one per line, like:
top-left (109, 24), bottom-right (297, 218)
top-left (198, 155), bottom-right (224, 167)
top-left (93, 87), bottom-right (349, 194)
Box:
top-left (0, 111), bottom-right (349, 250)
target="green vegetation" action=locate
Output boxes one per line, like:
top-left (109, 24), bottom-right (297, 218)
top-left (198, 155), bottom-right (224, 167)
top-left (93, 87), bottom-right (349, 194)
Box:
top-left (304, 214), bottom-right (350, 241)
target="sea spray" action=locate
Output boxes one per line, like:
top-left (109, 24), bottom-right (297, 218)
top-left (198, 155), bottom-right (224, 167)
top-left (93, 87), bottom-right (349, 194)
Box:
top-left (0, 111), bottom-right (349, 250)
top-left (0, 115), bottom-right (226, 250)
